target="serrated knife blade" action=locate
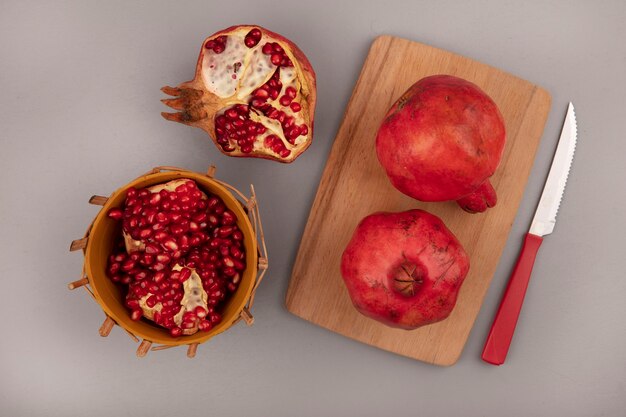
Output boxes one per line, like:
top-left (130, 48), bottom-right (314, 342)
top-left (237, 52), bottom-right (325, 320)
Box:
top-left (529, 102), bottom-right (577, 236)
top-left (482, 102), bottom-right (578, 365)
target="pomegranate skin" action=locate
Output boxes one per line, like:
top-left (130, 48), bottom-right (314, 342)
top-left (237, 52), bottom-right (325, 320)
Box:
top-left (340, 210), bottom-right (470, 329)
top-left (376, 75), bottom-right (505, 211)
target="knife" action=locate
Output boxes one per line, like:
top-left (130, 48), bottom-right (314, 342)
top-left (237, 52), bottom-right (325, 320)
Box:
top-left (482, 102), bottom-right (577, 365)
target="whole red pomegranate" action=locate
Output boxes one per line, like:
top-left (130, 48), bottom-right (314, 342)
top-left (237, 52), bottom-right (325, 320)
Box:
top-left (376, 75), bottom-right (506, 213)
top-left (162, 25), bottom-right (316, 163)
top-left (340, 210), bottom-right (470, 329)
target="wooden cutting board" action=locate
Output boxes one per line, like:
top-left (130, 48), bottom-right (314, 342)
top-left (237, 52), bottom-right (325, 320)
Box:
top-left (285, 35), bottom-right (551, 366)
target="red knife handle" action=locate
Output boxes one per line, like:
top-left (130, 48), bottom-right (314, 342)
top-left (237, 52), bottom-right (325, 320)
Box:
top-left (482, 233), bottom-right (543, 365)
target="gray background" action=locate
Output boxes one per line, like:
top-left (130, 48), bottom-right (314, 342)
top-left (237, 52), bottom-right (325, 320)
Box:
top-left (1, 0), bottom-right (624, 416)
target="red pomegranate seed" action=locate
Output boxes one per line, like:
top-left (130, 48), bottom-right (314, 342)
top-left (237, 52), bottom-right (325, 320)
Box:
top-left (152, 262), bottom-right (166, 271)
top-left (144, 243), bottom-right (159, 254)
top-left (107, 208), bottom-right (123, 220)
top-left (130, 309), bottom-right (143, 321)
top-left (218, 226), bottom-right (234, 238)
top-left (209, 312), bottom-right (222, 324)
top-left (290, 102), bottom-right (301, 112)
top-left (156, 253), bottom-right (171, 263)
top-left (230, 246), bottom-right (243, 259)
top-left (163, 239), bottom-right (179, 252)
top-left (149, 193), bottom-right (161, 205)
top-left (169, 271), bottom-right (181, 281)
top-left (232, 230), bottom-right (243, 241)
top-left (139, 228), bottom-right (152, 239)
top-left (170, 327), bottom-right (183, 337)
top-left (125, 298), bottom-right (139, 309)
top-left (194, 306), bottom-right (208, 318)
top-left (271, 53), bottom-right (282, 65)
top-left (146, 295), bottom-right (157, 308)
top-left (198, 320), bottom-right (212, 332)
top-left (152, 271), bottom-right (165, 284)
top-left (121, 259), bottom-right (135, 272)
top-left (261, 42), bottom-right (273, 54)
top-left (179, 267), bottom-right (192, 282)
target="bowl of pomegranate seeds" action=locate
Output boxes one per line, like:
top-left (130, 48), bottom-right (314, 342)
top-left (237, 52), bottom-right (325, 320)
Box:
top-left (68, 166), bottom-right (268, 357)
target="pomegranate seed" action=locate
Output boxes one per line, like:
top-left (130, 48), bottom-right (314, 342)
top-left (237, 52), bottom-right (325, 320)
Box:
top-left (121, 259), bottom-right (135, 272)
top-left (198, 319), bottom-right (212, 332)
top-left (253, 88), bottom-right (269, 99)
top-left (223, 267), bottom-right (236, 277)
top-left (169, 271), bottom-right (181, 281)
top-left (181, 311), bottom-right (194, 321)
top-left (230, 246), bottom-right (243, 259)
top-left (279, 95), bottom-right (293, 106)
top-left (194, 306), bottom-right (208, 318)
top-left (219, 226), bottom-right (234, 238)
top-left (232, 230), bottom-right (243, 241)
top-left (154, 252), bottom-right (169, 262)
top-left (153, 262), bottom-right (166, 271)
top-left (139, 228), bottom-right (152, 239)
top-left (170, 327), bottom-right (183, 337)
top-left (179, 268), bottom-right (192, 282)
top-left (146, 295), bottom-right (157, 308)
top-left (209, 312), bottom-right (222, 324)
top-left (182, 320), bottom-right (196, 329)
top-left (163, 239), bottom-right (178, 252)
top-left (271, 53), bottom-right (282, 65)
top-left (130, 309), bottom-right (143, 321)
top-left (107, 208), bottom-right (123, 220)
top-left (262, 42), bottom-right (273, 54)
top-left (152, 271), bottom-right (165, 284)
top-left (213, 44), bottom-right (225, 54)
top-left (149, 193), bottom-right (161, 205)
top-left (125, 298), bottom-right (139, 309)
top-left (300, 125), bottom-right (309, 135)
top-left (290, 102), bottom-right (301, 112)
top-left (121, 275), bottom-right (131, 285)
top-left (154, 231), bottom-right (169, 241)
top-left (285, 86), bottom-right (297, 98)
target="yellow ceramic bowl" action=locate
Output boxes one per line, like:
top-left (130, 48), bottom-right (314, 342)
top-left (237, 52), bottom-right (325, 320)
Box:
top-left (84, 169), bottom-right (258, 346)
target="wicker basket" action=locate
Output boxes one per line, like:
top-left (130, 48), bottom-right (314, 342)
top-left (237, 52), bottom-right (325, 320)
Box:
top-left (68, 166), bottom-right (268, 358)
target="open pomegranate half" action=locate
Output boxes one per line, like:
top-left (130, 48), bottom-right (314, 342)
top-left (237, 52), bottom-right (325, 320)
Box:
top-left (106, 179), bottom-right (246, 337)
top-left (161, 25), bottom-right (316, 163)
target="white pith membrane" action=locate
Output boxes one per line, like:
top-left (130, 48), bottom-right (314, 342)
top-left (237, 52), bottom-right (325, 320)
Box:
top-left (123, 179), bottom-right (209, 334)
top-left (201, 30), bottom-right (309, 158)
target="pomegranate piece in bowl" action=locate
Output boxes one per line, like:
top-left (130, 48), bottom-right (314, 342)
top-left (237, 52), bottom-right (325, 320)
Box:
top-left (106, 179), bottom-right (246, 337)
top-left (162, 25), bottom-right (316, 163)
top-left (341, 210), bottom-right (470, 329)
top-left (376, 75), bottom-right (506, 213)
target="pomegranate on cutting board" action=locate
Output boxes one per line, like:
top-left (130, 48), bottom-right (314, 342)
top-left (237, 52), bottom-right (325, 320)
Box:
top-left (286, 36), bottom-right (551, 366)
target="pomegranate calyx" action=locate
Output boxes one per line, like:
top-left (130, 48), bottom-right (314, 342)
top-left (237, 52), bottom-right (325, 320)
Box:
top-left (456, 180), bottom-right (498, 213)
top-left (392, 261), bottom-right (424, 297)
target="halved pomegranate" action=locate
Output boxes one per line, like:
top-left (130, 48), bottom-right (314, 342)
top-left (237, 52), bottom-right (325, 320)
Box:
top-left (161, 25), bottom-right (316, 163)
top-left (106, 179), bottom-right (247, 336)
